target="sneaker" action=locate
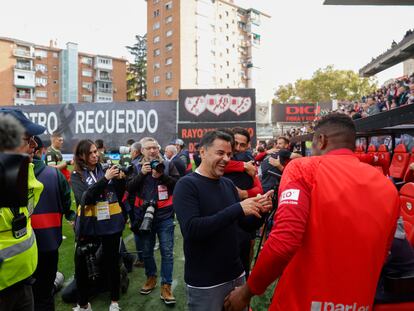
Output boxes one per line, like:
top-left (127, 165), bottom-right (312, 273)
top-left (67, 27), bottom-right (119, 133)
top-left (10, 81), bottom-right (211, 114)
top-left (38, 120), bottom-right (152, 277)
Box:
top-left (73, 303), bottom-right (92, 311)
top-left (140, 276), bottom-right (157, 295)
top-left (109, 302), bottom-right (121, 311)
top-left (160, 284), bottom-right (176, 305)
top-left (133, 259), bottom-right (145, 268)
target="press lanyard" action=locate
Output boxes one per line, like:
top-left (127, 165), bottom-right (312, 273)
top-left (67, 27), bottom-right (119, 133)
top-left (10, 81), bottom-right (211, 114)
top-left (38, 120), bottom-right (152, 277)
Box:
top-left (89, 169), bottom-right (98, 183)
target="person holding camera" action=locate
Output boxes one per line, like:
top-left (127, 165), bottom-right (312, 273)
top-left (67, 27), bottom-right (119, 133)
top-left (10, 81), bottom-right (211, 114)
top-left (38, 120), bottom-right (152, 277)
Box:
top-left (126, 137), bottom-right (179, 305)
top-left (71, 139), bottom-right (126, 311)
top-left (0, 109), bottom-right (46, 311)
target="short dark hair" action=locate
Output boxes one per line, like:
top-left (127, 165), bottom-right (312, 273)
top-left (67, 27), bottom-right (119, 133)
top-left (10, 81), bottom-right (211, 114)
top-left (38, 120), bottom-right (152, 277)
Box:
top-left (199, 130), bottom-right (233, 149)
top-left (232, 127), bottom-right (250, 143)
top-left (127, 139), bottom-right (135, 146)
top-left (95, 139), bottom-right (104, 149)
top-left (314, 113), bottom-right (356, 140)
top-left (277, 136), bottom-right (290, 145)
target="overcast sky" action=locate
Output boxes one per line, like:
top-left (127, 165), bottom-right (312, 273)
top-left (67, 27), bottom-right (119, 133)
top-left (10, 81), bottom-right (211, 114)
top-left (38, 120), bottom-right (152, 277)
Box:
top-left (1, 0), bottom-right (413, 102)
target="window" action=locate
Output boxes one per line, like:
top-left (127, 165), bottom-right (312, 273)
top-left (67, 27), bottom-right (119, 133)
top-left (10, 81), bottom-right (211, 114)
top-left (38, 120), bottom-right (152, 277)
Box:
top-left (153, 9), bottom-right (160, 17)
top-left (166, 72), bottom-right (172, 80)
top-left (165, 86), bottom-right (173, 96)
top-left (226, 61), bottom-right (229, 66)
top-left (99, 58), bottom-right (111, 65)
top-left (153, 89), bottom-right (160, 97)
top-left (154, 49), bottom-right (160, 57)
top-left (82, 95), bottom-right (93, 102)
top-left (226, 36), bottom-right (229, 41)
top-left (226, 74), bottom-right (230, 79)
top-left (153, 62), bottom-right (160, 70)
top-left (165, 1), bottom-right (172, 10)
top-left (225, 11), bottom-right (229, 16)
top-left (153, 36), bottom-right (160, 44)
top-left (82, 82), bottom-right (92, 91)
top-left (153, 22), bottom-right (160, 30)
top-left (226, 23), bottom-right (229, 29)
top-left (165, 15), bottom-right (173, 24)
top-left (53, 52), bottom-right (58, 58)
top-left (166, 30), bottom-right (173, 37)
top-left (81, 57), bottom-right (93, 65)
top-left (219, 14), bottom-right (222, 19)
top-left (165, 58), bottom-right (173, 65)
top-left (35, 77), bottom-right (48, 86)
top-left (34, 49), bottom-right (47, 58)
top-left (153, 75), bottom-right (160, 83)
top-left (82, 70), bottom-right (92, 77)
top-left (36, 91), bottom-right (47, 98)
top-left (226, 48), bottom-right (229, 54)
top-left (166, 43), bottom-right (173, 52)
top-left (35, 64), bottom-right (47, 73)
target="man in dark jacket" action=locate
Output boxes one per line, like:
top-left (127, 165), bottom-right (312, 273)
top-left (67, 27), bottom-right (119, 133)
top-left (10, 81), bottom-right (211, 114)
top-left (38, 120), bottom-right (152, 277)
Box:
top-left (32, 136), bottom-right (74, 311)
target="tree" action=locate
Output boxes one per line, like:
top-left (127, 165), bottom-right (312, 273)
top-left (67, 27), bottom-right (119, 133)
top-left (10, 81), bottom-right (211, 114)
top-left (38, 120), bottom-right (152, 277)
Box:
top-left (274, 65), bottom-right (377, 103)
top-left (126, 34), bottom-right (147, 101)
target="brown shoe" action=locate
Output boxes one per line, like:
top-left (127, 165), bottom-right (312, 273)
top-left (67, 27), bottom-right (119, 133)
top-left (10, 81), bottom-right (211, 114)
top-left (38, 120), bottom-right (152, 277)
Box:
top-left (160, 284), bottom-right (176, 305)
top-left (140, 276), bottom-right (157, 295)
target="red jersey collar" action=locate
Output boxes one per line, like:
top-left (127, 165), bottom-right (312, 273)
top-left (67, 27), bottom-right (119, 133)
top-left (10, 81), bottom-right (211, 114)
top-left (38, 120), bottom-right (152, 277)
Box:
top-left (325, 148), bottom-right (354, 156)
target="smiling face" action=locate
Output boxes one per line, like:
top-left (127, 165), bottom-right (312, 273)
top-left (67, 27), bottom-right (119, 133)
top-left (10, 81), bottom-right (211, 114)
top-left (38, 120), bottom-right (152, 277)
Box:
top-left (199, 138), bottom-right (232, 179)
top-left (234, 133), bottom-right (249, 154)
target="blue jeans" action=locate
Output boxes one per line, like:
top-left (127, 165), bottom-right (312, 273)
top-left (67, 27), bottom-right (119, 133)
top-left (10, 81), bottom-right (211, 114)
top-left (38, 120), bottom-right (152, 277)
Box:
top-left (134, 233), bottom-right (144, 262)
top-left (186, 275), bottom-right (246, 311)
top-left (141, 217), bottom-right (175, 284)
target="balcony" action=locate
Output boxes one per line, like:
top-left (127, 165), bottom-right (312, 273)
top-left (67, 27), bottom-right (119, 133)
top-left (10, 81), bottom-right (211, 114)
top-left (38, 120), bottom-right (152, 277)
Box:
top-left (94, 57), bottom-right (113, 70)
top-left (15, 63), bottom-right (35, 71)
top-left (14, 69), bottom-right (35, 88)
top-left (95, 74), bottom-right (112, 81)
top-left (14, 90), bottom-right (35, 106)
top-left (13, 48), bottom-right (35, 59)
top-left (96, 88), bottom-right (113, 94)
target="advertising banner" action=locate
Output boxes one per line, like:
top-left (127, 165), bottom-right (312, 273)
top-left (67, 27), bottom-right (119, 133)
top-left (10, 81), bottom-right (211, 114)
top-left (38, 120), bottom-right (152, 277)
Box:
top-left (15, 101), bottom-right (177, 153)
top-left (179, 89), bottom-right (256, 122)
top-left (178, 122), bottom-right (256, 153)
top-left (272, 103), bottom-right (322, 123)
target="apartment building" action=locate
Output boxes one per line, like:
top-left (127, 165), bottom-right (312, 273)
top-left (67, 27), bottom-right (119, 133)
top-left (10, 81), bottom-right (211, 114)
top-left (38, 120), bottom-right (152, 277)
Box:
top-left (146, 0), bottom-right (270, 101)
top-left (0, 37), bottom-right (127, 106)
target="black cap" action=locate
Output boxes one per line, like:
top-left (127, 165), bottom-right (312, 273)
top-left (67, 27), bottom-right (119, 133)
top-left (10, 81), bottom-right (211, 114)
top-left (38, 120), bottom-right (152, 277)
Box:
top-left (33, 136), bottom-right (44, 150)
top-left (0, 108), bottom-right (46, 136)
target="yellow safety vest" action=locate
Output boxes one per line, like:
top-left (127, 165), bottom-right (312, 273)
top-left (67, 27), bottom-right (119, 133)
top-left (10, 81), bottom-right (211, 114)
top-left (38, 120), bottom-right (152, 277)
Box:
top-left (0, 163), bottom-right (43, 290)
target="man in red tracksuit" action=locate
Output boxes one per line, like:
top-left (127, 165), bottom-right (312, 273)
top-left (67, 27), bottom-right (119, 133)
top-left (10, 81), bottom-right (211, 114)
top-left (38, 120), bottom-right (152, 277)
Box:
top-left (224, 113), bottom-right (400, 311)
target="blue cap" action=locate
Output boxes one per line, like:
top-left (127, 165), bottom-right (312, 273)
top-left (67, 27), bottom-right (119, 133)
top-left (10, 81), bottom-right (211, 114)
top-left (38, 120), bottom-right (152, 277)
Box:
top-left (0, 108), bottom-right (46, 136)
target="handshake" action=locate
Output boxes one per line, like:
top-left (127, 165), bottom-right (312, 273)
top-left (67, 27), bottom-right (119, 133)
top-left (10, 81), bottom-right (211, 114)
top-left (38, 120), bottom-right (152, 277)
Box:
top-left (239, 190), bottom-right (274, 218)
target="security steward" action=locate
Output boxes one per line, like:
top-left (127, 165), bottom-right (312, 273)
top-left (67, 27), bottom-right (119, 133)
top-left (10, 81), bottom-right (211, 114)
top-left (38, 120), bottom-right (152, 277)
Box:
top-left (32, 136), bottom-right (74, 311)
top-left (0, 109), bottom-right (46, 311)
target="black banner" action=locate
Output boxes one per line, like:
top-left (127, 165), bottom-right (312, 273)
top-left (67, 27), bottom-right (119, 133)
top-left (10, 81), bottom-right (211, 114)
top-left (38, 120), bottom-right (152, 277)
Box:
top-left (272, 103), bottom-right (322, 123)
top-left (179, 89), bottom-right (256, 122)
top-left (178, 122), bottom-right (256, 153)
top-left (15, 101), bottom-right (177, 153)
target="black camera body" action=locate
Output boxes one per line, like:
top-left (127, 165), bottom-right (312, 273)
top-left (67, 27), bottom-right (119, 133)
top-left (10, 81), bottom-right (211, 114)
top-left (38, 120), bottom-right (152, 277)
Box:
top-left (139, 200), bottom-right (157, 232)
top-left (150, 160), bottom-right (165, 174)
top-left (0, 153), bottom-right (29, 207)
top-left (76, 242), bottom-right (100, 281)
top-left (102, 161), bottom-right (133, 175)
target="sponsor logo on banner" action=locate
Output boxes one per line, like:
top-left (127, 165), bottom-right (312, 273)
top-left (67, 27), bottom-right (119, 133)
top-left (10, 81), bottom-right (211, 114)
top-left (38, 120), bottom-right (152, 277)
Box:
top-left (311, 301), bottom-right (369, 311)
top-left (279, 189), bottom-right (300, 205)
top-left (185, 94), bottom-right (252, 116)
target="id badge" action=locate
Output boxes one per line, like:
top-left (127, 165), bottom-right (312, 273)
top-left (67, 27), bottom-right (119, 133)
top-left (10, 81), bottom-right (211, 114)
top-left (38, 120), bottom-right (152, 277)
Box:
top-left (158, 185), bottom-right (169, 201)
top-left (12, 213), bottom-right (27, 239)
top-left (97, 201), bottom-right (110, 221)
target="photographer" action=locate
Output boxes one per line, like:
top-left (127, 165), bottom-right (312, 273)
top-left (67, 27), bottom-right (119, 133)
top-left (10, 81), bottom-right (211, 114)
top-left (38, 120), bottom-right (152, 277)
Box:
top-left (0, 109), bottom-right (46, 311)
top-left (71, 139), bottom-right (126, 311)
top-left (126, 137), bottom-right (179, 305)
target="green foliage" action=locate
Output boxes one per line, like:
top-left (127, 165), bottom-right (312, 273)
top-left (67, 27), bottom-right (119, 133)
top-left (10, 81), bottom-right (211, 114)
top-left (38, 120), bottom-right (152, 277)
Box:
top-left (126, 34), bottom-right (147, 101)
top-left (274, 65), bottom-right (378, 103)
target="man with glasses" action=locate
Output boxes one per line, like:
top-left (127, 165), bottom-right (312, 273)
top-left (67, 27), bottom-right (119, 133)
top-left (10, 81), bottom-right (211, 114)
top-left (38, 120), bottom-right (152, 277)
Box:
top-left (126, 137), bottom-right (179, 305)
top-left (0, 108), bottom-right (46, 311)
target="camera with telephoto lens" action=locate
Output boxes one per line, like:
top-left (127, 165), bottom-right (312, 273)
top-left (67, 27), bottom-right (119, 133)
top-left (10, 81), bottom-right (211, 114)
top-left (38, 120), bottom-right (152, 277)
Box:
top-left (76, 242), bottom-right (100, 281)
top-left (150, 159), bottom-right (165, 174)
top-left (102, 161), bottom-right (133, 175)
top-left (139, 200), bottom-right (157, 232)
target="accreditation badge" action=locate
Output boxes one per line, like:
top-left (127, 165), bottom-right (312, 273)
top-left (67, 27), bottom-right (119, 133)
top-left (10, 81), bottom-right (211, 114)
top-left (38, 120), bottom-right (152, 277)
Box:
top-left (158, 185), bottom-right (169, 201)
top-left (97, 201), bottom-right (110, 221)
